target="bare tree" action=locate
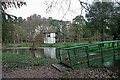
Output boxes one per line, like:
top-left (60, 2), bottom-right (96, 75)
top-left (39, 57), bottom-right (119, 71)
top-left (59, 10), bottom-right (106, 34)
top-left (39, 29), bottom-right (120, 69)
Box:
top-left (44, 0), bottom-right (90, 18)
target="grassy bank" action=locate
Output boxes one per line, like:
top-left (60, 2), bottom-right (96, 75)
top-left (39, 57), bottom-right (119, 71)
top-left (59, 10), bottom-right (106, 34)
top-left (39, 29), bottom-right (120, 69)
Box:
top-left (3, 40), bottom-right (117, 48)
top-left (2, 52), bottom-right (58, 69)
top-left (41, 42), bottom-right (88, 47)
top-left (3, 43), bottom-right (33, 48)
top-left (3, 42), bottom-right (88, 48)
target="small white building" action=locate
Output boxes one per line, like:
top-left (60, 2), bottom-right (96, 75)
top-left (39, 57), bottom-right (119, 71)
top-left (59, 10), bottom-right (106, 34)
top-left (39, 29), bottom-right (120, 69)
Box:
top-left (43, 31), bottom-right (56, 43)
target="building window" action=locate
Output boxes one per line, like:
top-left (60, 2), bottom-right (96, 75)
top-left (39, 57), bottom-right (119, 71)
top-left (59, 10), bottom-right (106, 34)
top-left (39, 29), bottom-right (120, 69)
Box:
top-left (47, 33), bottom-right (50, 37)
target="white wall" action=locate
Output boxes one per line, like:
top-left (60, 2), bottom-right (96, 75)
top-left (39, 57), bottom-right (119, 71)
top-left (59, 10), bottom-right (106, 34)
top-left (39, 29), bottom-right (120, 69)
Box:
top-left (44, 33), bottom-right (56, 43)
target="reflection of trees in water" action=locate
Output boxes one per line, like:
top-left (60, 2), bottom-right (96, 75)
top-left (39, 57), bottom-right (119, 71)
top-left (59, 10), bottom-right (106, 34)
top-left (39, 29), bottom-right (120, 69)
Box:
top-left (4, 48), bottom-right (56, 59)
top-left (30, 49), bottom-right (44, 58)
top-left (5, 48), bottom-right (44, 58)
top-left (29, 48), bottom-right (56, 59)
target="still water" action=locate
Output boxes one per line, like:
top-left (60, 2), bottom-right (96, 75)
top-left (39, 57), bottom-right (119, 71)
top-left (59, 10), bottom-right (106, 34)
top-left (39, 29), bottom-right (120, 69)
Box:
top-left (2, 47), bottom-right (120, 76)
top-left (2, 47), bottom-right (56, 59)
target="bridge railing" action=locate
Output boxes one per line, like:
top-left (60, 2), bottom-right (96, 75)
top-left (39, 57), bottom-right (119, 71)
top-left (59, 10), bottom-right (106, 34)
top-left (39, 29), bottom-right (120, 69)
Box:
top-left (56, 43), bottom-right (88, 59)
top-left (56, 40), bottom-right (120, 69)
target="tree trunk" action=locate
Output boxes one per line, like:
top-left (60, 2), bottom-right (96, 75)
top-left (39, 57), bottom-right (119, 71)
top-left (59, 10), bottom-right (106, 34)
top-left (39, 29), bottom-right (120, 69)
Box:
top-left (100, 18), bottom-right (104, 42)
top-left (113, 34), bottom-right (117, 40)
top-left (100, 28), bottom-right (104, 41)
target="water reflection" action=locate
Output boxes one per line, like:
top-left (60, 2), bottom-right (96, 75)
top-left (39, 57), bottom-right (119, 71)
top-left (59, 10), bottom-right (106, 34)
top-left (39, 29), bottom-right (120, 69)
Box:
top-left (2, 47), bottom-right (56, 59)
top-left (44, 47), bottom-right (56, 59)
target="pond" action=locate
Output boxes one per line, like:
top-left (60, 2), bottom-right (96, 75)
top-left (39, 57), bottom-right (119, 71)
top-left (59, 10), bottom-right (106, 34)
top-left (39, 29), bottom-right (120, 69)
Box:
top-left (2, 47), bottom-right (120, 76)
top-left (2, 47), bottom-right (57, 59)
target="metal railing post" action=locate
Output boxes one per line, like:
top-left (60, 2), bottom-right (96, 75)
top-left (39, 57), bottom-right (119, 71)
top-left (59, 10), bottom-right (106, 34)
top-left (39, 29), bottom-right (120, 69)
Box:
top-left (108, 43), bottom-right (110, 48)
top-left (73, 48), bottom-right (76, 55)
top-left (85, 46), bottom-right (90, 67)
top-left (67, 49), bottom-right (73, 68)
top-left (57, 48), bottom-right (62, 61)
top-left (117, 42), bottom-right (119, 47)
top-left (100, 44), bottom-right (104, 63)
top-left (112, 42), bottom-right (116, 60)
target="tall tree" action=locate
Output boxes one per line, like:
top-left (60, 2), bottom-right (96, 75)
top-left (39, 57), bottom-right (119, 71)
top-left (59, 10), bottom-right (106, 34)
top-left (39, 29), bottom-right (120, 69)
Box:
top-left (2, 21), bottom-right (15, 44)
top-left (71, 15), bottom-right (86, 42)
top-left (1, 0), bottom-right (26, 44)
top-left (86, 2), bottom-right (114, 41)
top-left (1, 0), bottom-right (26, 21)
top-left (49, 18), bottom-right (71, 42)
top-left (107, 7), bottom-right (120, 39)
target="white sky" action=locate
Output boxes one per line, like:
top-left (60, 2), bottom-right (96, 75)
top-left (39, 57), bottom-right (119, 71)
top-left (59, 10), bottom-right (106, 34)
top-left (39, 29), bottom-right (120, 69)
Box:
top-left (6, 0), bottom-right (93, 21)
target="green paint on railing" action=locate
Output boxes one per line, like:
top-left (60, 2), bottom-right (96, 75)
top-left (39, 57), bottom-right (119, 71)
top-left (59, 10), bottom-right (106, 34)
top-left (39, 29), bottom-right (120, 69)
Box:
top-left (56, 40), bottom-right (120, 69)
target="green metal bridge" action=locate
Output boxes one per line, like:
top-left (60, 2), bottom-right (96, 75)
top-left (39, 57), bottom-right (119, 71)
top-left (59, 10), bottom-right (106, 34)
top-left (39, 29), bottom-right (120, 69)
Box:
top-left (56, 40), bottom-right (120, 69)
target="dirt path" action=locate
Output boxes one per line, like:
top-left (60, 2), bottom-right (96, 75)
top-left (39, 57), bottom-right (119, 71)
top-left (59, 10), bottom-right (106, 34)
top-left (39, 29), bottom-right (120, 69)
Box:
top-left (2, 65), bottom-right (62, 78)
top-left (2, 64), bottom-right (119, 78)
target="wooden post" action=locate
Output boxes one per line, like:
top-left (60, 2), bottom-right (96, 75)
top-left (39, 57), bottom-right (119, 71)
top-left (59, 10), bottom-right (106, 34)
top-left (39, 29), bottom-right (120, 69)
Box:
top-left (88, 38), bottom-right (92, 44)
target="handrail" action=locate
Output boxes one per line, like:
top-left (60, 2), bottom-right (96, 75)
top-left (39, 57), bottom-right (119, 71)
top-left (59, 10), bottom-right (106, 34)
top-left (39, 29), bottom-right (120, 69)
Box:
top-left (57, 40), bottom-right (120, 69)
top-left (60, 40), bottom-right (120, 50)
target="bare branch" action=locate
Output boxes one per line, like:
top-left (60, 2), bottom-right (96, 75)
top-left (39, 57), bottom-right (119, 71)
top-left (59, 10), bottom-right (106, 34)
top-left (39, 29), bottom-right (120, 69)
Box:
top-left (78, 0), bottom-right (90, 11)
top-left (79, 0), bottom-right (89, 15)
top-left (45, 0), bottom-right (54, 12)
top-left (62, 0), bottom-right (71, 18)
top-left (1, 0), bottom-right (26, 10)
top-left (58, 0), bottom-right (66, 14)
top-left (44, 0), bottom-right (91, 20)
top-left (115, 0), bottom-right (120, 5)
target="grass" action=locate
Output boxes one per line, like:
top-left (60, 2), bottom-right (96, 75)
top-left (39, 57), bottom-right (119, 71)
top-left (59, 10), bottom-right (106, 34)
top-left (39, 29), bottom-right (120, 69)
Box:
top-left (3, 40), bottom-right (119, 48)
top-left (41, 42), bottom-right (88, 47)
top-left (3, 41), bottom-right (89, 48)
top-left (3, 43), bottom-right (33, 48)
top-left (2, 52), bottom-right (58, 69)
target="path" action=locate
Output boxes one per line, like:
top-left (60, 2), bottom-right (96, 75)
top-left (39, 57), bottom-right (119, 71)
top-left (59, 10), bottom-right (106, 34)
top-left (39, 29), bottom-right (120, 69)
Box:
top-left (2, 64), bottom-right (119, 78)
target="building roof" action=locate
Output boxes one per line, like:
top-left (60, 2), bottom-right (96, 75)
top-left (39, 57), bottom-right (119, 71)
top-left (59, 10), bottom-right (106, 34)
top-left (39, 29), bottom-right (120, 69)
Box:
top-left (43, 30), bottom-right (57, 33)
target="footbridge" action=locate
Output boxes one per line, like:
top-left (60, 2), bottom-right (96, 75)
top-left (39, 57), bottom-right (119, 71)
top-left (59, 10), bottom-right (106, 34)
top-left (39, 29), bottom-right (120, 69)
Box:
top-left (56, 40), bottom-right (120, 69)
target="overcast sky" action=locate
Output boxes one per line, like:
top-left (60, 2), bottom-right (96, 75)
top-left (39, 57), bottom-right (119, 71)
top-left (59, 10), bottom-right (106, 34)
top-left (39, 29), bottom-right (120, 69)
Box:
top-left (6, 0), bottom-right (93, 21)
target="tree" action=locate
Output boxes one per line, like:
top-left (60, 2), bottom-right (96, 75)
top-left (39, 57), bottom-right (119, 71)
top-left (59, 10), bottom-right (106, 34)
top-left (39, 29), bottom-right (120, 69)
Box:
top-left (86, 2), bottom-right (115, 41)
top-left (49, 18), bottom-right (71, 42)
top-left (44, 0), bottom-right (91, 18)
top-left (45, 0), bottom-right (120, 41)
top-left (71, 15), bottom-right (86, 42)
top-left (1, 0), bottom-right (26, 22)
top-left (21, 14), bottom-right (49, 43)
top-left (32, 32), bottom-right (44, 48)
top-left (1, 0), bottom-right (26, 44)
top-left (107, 4), bottom-right (120, 40)
top-left (2, 21), bottom-right (15, 44)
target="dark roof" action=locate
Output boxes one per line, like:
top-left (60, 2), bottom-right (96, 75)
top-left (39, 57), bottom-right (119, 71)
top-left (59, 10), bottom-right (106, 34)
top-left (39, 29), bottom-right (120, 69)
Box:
top-left (43, 30), bottom-right (57, 33)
